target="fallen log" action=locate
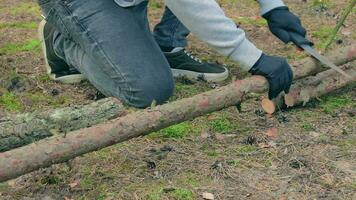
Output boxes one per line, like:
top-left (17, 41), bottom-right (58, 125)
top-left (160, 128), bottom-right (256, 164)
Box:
top-left (285, 63), bottom-right (355, 108)
top-left (0, 98), bottom-right (125, 152)
top-left (0, 46), bottom-right (355, 182)
top-left (0, 46), bottom-right (354, 152)
top-left (260, 62), bottom-right (355, 113)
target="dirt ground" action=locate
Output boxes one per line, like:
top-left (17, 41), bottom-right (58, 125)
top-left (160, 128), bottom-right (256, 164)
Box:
top-left (0, 0), bottom-right (355, 199)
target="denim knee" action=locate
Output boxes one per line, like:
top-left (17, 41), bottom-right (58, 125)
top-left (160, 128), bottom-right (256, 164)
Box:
top-left (118, 77), bottom-right (175, 108)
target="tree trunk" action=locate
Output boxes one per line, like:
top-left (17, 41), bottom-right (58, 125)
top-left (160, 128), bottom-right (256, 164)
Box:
top-left (0, 98), bottom-right (125, 152)
top-left (0, 46), bottom-right (355, 182)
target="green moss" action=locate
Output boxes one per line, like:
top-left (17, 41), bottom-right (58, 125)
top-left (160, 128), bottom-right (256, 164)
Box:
top-left (0, 92), bottom-right (23, 111)
top-left (320, 95), bottom-right (353, 114)
top-left (208, 115), bottom-right (233, 133)
top-left (0, 39), bottom-right (41, 55)
top-left (174, 83), bottom-right (201, 99)
top-left (156, 122), bottom-right (192, 138)
top-left (170, 188), bottom-right (194, 200)
top-left (0, 22), bottom-right (37, 29)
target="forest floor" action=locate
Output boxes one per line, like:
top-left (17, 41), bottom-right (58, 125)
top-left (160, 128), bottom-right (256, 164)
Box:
top-left (0, 0), bottom-right (355, 199)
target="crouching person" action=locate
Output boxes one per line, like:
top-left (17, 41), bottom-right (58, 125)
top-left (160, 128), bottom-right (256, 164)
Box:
top-left (37, 0), bottom-right (307, 108)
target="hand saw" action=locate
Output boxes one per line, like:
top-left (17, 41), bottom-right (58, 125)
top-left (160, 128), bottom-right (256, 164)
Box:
top-left (289, 32), bottom-right (353, 79)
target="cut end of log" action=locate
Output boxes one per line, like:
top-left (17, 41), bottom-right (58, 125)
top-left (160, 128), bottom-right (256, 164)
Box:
top-left (284, 94), bottom-right (296, 108)
top-left (261, 98), bottom-right (276, 114)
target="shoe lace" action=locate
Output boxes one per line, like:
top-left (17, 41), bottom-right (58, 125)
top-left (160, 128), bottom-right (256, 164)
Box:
top-left (183, 50), bottom-right (203, 63)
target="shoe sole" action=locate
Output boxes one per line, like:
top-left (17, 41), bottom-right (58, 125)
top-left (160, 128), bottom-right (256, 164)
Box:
top-left (171, 67), bottom-right (229, 83)
top-left (38, 20), bottom-right (86, 84)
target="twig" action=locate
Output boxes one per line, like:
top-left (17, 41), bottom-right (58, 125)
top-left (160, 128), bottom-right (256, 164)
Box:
top-left (324, 0), bottom-right (356, 50)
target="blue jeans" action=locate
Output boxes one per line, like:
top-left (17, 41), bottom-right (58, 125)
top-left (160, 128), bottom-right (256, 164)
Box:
top-left (38, 0), bottom-right (190, 108)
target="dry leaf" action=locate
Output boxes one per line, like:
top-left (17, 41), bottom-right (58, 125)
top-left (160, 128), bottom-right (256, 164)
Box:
top-left (202, 192), bottom-right (215, 200)
top-left (68, 181), bottom-right (79, 188)
top-left (207, 115), bottom-right (215, 120)
top-left (201, 131), bottom-right (210, 139)
top-left (215, 134), bottom-right (225, 141)
top-left (258, 142), bottom-right (272, 148)
top-left (265, 128), bottom-right (278, 138)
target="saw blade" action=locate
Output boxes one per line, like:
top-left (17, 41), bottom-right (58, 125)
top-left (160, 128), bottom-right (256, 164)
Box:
top-left (300, 44), bottom-right (353, 79)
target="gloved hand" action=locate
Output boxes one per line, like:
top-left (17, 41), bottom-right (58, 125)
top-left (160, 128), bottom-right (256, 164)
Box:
top-left (263, 6), bottom-right (307, 44)
top-left (249, 54), bottom-right (293, 99)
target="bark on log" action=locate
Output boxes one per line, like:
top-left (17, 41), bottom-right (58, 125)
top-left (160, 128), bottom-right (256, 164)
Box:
top-left (0, 46), bottom-right (355, 182)
top-left (0, 98), bottom-right (125, 152)
top-left (261, 63), bottom-right (355, 113)
top-left (0, 46), bottom-right (354, 152)
top-left (284, 63), bottom-right (355, 107)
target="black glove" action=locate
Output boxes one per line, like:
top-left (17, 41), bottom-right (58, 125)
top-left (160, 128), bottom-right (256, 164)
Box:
top-left (263, 6), bottom-right (307, 44)
top-left (249, 54), bottom-right (293, 99)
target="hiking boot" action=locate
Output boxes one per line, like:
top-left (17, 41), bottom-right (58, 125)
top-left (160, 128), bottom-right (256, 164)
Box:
top-left (164, 48), bottom-right (229, 82)
top-left (38, 19), bottom-right (85, 84)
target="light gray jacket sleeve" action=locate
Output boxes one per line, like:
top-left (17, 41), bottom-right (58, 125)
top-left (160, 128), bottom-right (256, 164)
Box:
top-left (165, 0), bottom-right (262, 71)
top-left (257, 0), bottom-right (285, 15)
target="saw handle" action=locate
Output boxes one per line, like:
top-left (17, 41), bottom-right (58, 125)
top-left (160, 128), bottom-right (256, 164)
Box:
top-left (289, 32), bottom-right (314, 48)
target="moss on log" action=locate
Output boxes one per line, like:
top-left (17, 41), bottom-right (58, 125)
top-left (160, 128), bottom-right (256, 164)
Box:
top-left (0, 98), bottom-right (125, 152)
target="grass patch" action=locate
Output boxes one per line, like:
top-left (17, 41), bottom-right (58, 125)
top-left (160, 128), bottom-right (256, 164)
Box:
top-left (37, 74), bottom-right (52, 83)
top-left (0, 92), bottom-right (23, 111)
top-left (311, 26), bottom-right (333, 49)
top-left (0, 21), bottom-right (37, 29)
top-left (0, 39), bottom-right (41, 55)
top-left (146, 187), bottom-right (164, 200)
top-left (336, 139), bottom-right (356, 152)
top-left (208, 114), bottom-right (234, 133)
top-left (170, 188), bottom-right (194, 200)
top-left (234, 16), bottom-right (267, 26)
top-left (320, 95), bottom-right (353, 114)
top-left (235, 144), bottom-right (258, 154)
top-left (26, 92), bottom-right (70, 108)
top-left (8, 2), bottom-right (41, 16)
top-left (312, 0), bottom-right (333, 9)
top-left (205, 150), bottom-right (219, 157)
top-left (302, 123), bottom-right (314, 131)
